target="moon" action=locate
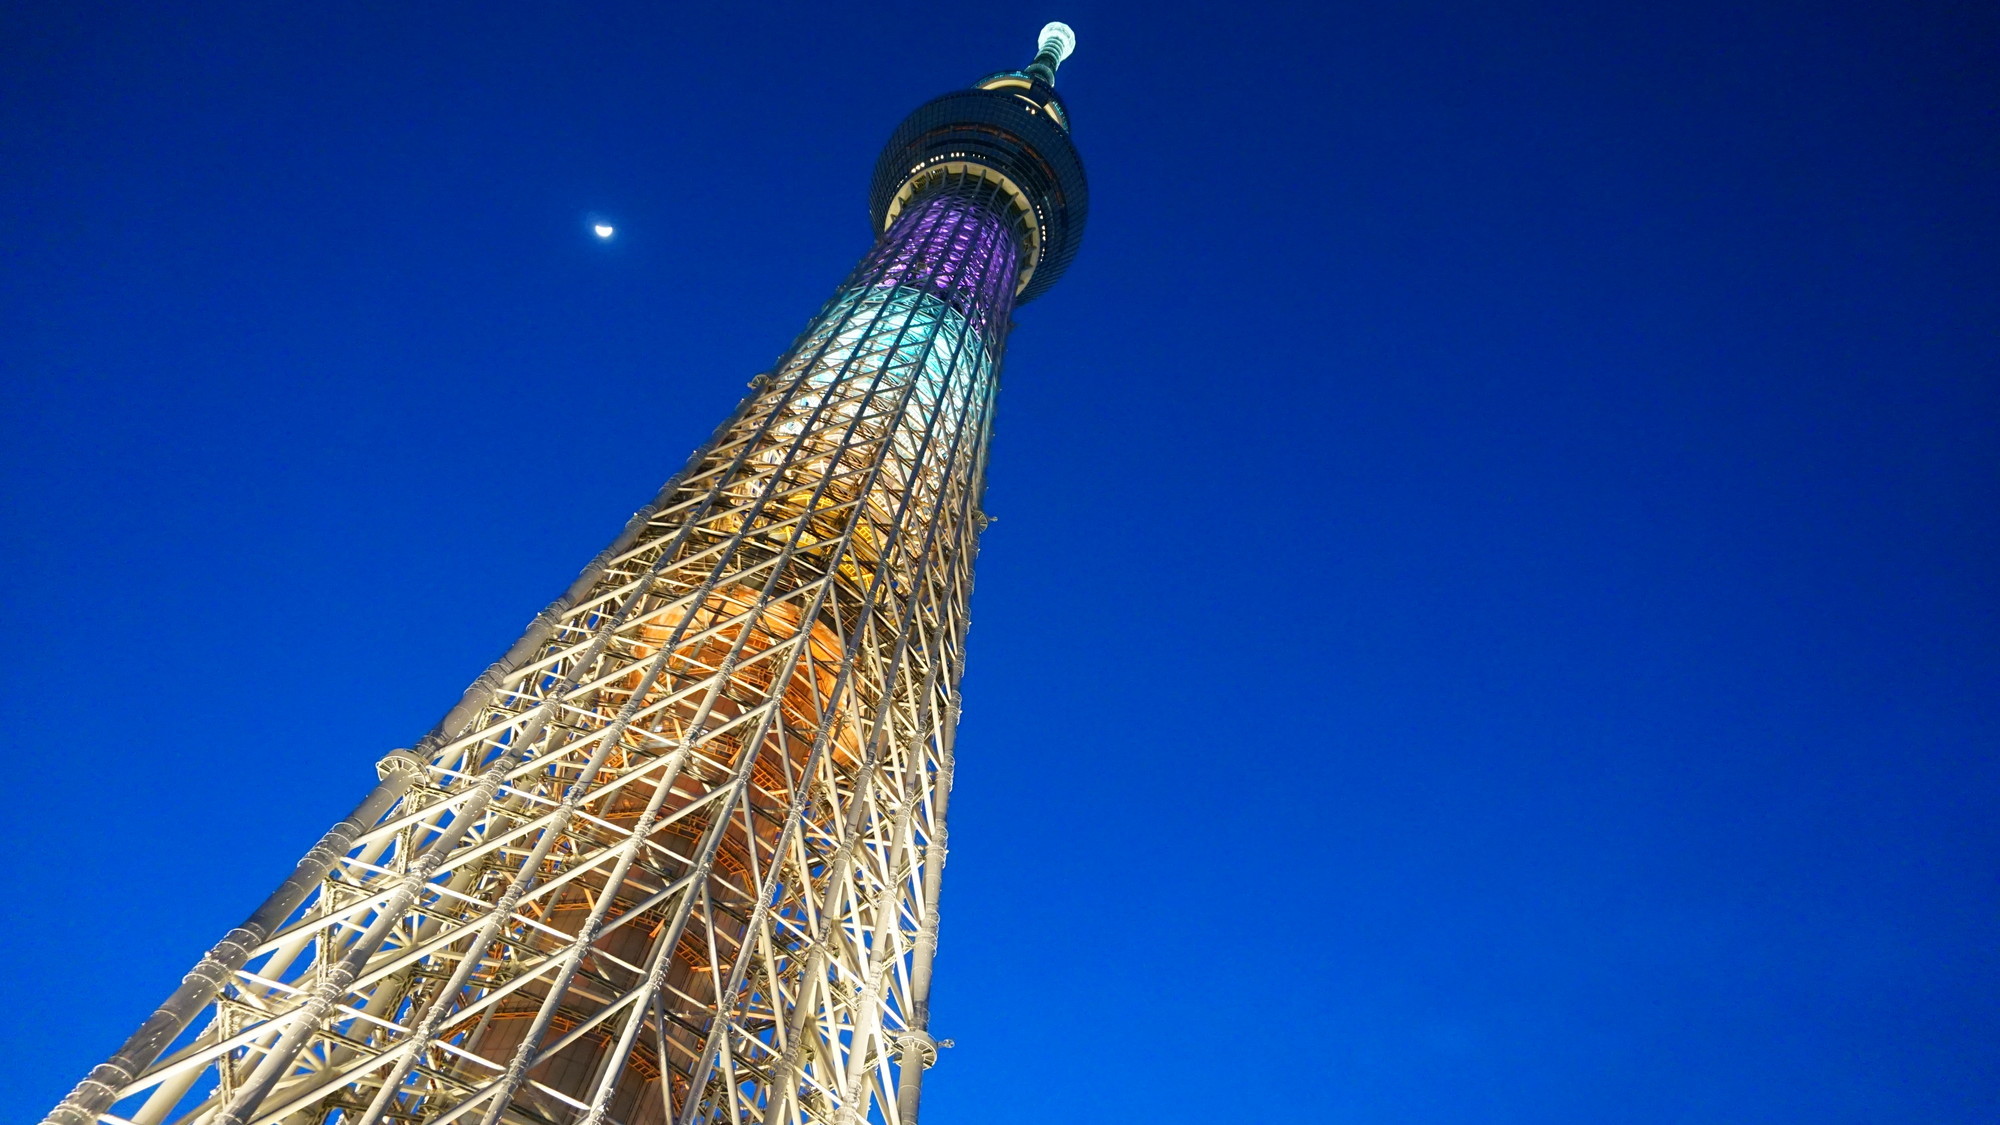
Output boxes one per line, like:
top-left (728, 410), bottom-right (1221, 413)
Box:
top-left (593, 224), bottom-right (615, 239)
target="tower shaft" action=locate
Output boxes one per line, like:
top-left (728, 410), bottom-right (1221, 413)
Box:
top-left (49, 24), bottom-right (1086, 1125)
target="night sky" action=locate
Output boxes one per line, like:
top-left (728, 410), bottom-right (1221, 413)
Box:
top-left (4, 2), bottom-right (1996, 1121)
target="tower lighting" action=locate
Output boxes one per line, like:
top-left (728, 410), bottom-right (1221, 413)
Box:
top-left (47, 24), bottom-right (1088, 1125)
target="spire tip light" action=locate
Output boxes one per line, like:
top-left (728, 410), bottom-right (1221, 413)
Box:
top-left (1024, 21), bottom-right (1077, 86)
top-left (1038, 21), bottom-right (1077, 64)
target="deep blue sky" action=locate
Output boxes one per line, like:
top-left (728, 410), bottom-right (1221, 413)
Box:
top-left (3, 2), bottom-right (1995, 1120)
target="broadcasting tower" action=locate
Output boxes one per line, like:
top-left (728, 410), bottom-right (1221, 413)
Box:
top-left (48, 24), bottom-right (1086, 1125)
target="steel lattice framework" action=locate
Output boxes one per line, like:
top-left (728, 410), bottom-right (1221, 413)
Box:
top-left (46, 23), bottom-right (1087, 1125)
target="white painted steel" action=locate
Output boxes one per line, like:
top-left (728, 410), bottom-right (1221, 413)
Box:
top-left (47, 179), bottom-right (1023, 1125)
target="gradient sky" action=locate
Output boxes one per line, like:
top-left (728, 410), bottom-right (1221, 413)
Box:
top-left (3, 2), bottom-right (1995, 1121)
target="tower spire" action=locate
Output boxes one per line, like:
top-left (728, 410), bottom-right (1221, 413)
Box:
top-left (1023, 20), bottom-right (1077, 85)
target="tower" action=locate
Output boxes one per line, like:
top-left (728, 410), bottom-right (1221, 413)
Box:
top-left (47, 23), bottom-right (1085, 1125)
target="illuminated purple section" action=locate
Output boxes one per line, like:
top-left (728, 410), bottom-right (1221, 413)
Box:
top-left (864, 191), bottom-right (1021, 336)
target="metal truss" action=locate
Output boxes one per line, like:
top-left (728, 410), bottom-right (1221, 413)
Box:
top-left (48, 179), bottom-right (1025, 1125)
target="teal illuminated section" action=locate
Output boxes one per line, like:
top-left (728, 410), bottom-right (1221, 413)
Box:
top-left (754, 186), bottom-right (1021, 474)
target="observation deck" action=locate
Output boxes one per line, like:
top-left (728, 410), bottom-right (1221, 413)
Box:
top-left (869, 23), bottom-right (1089, 304)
